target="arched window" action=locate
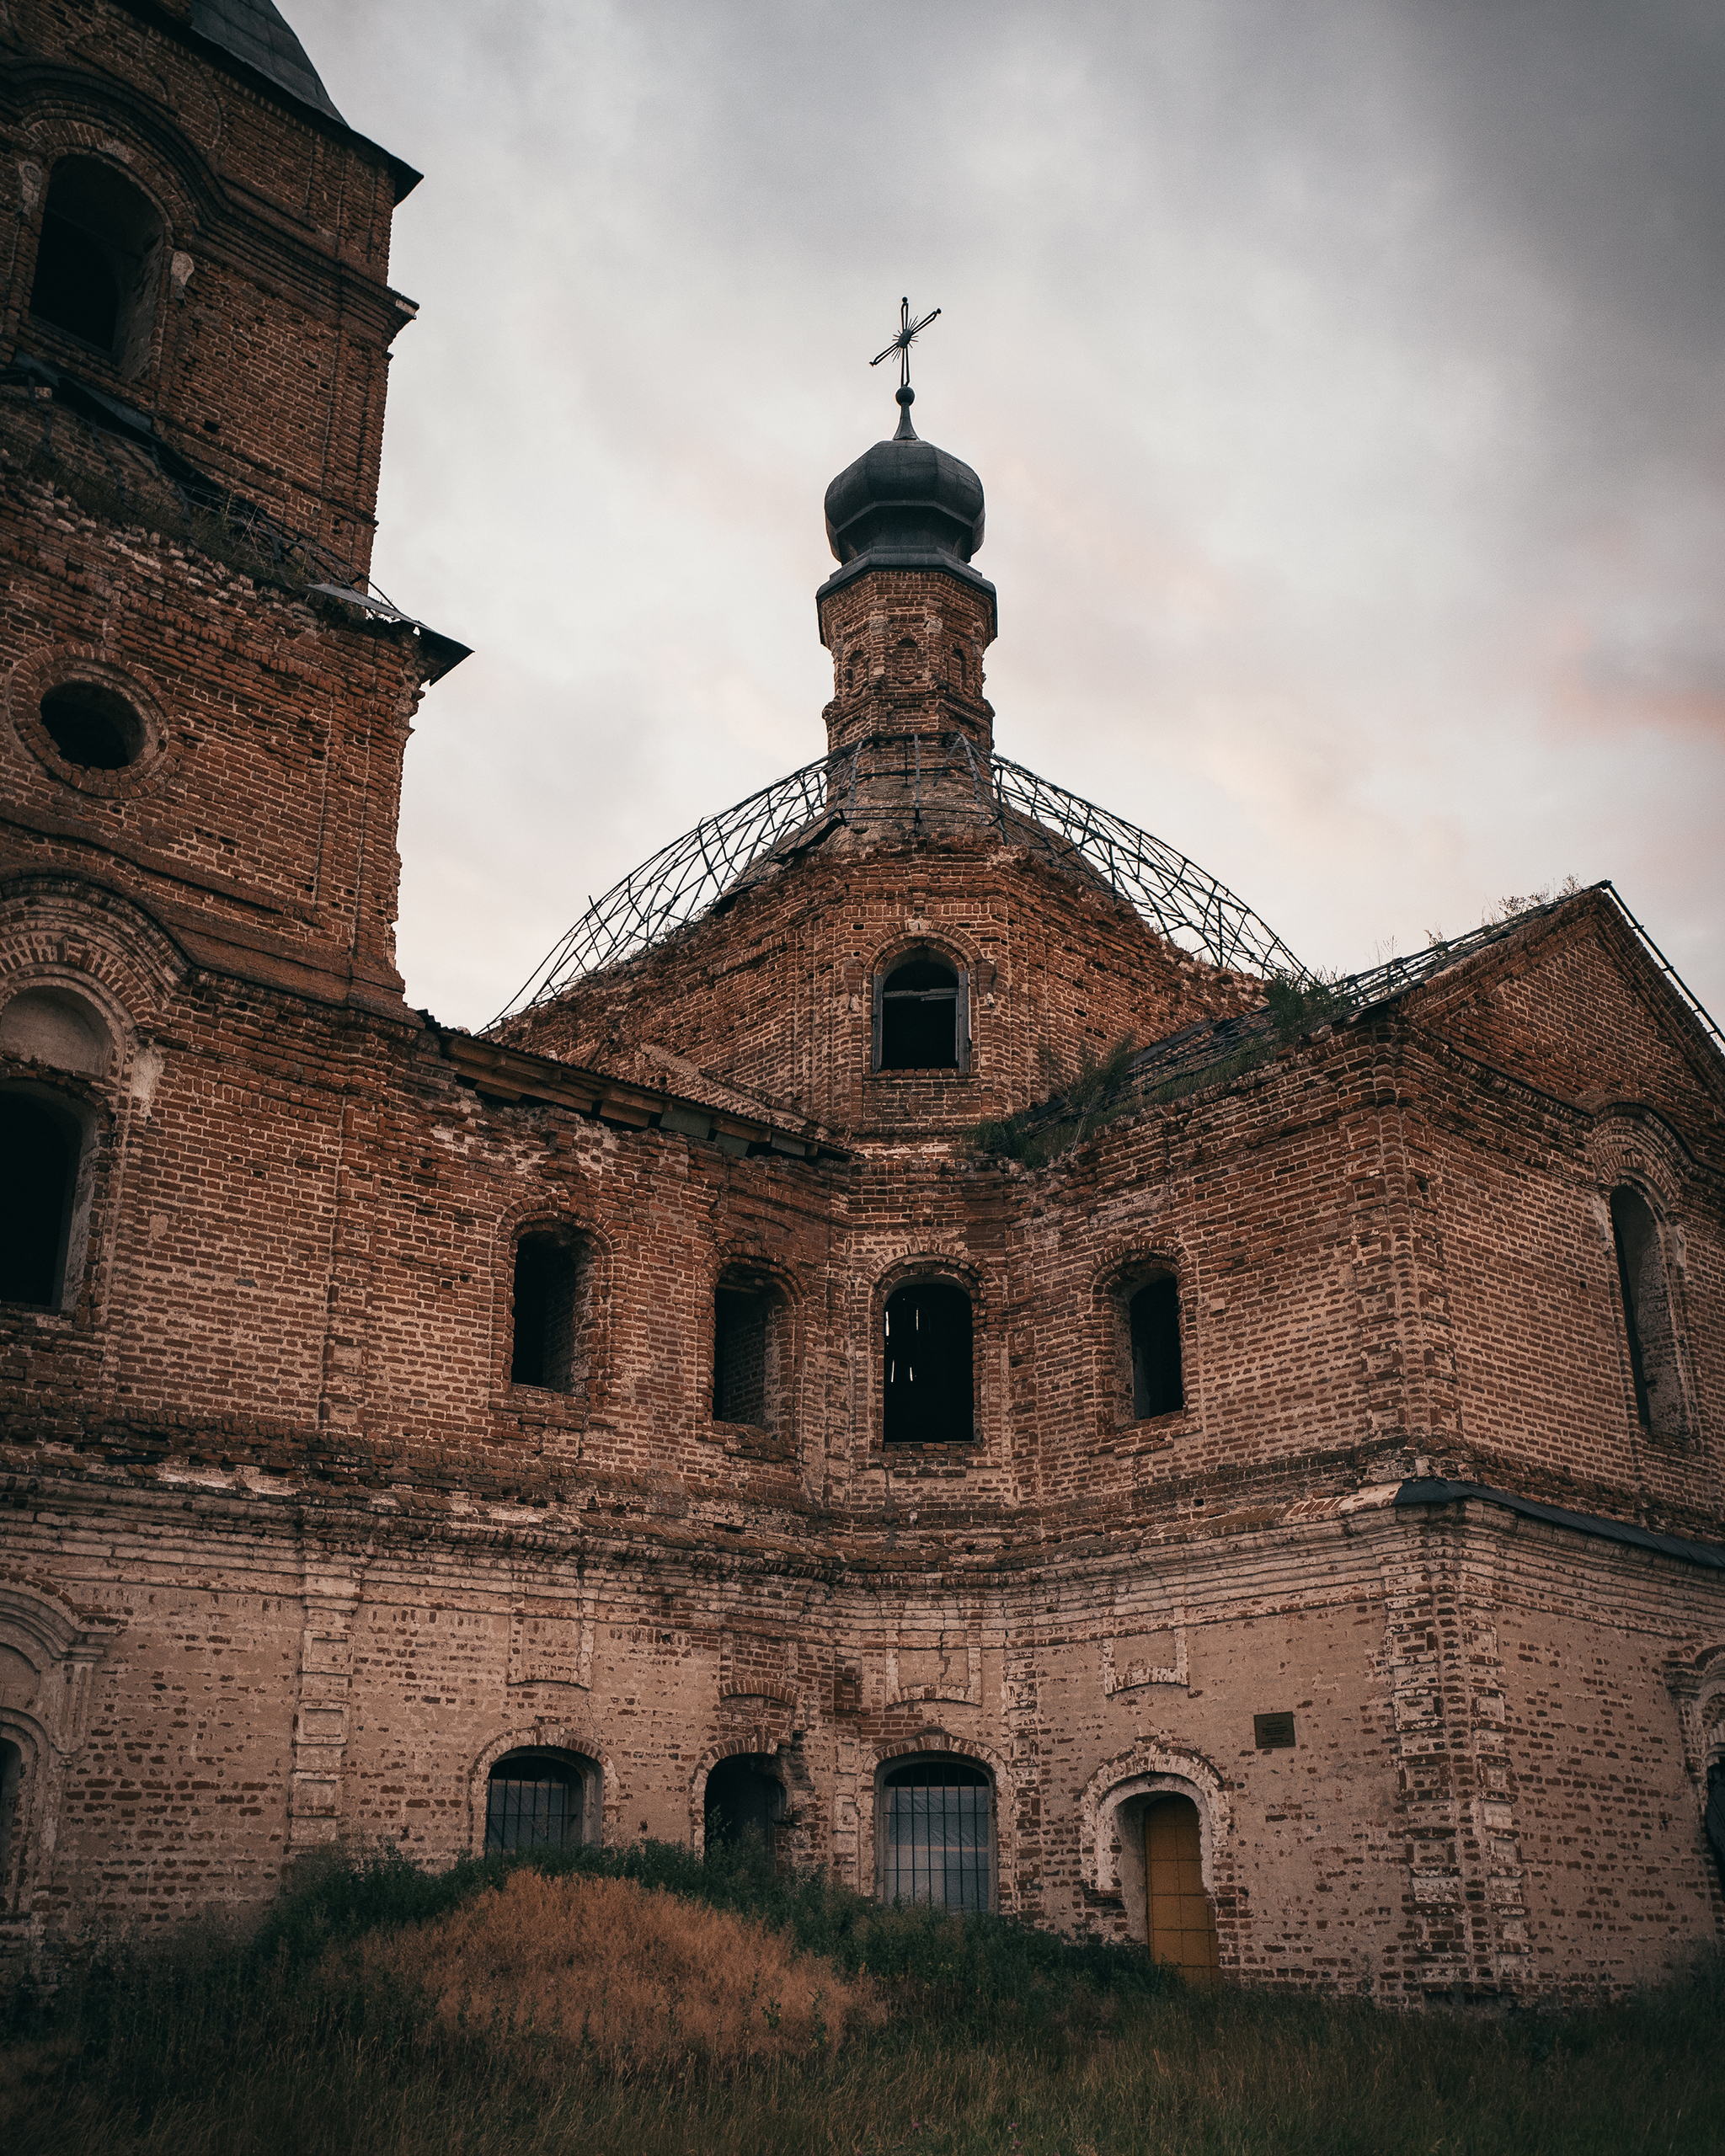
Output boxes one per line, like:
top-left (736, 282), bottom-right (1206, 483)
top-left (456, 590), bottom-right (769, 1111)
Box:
top-left (1707, 1756), bottom-right (1725, 1899)
top-left (1610, 1186), bottom-right (1684, 1438)
top-left (509, 1228), bottom-right (591, 1392)
top-left (873, 954), bottom-right (969, 1073)
top-left (951, 645), bottom-right (968, 687)
top-left (883, 1279), bottom-right (973, 1444)
top-left (483, 1748), bottom-right (587, 1854)
top-left (704, 1753), bottom-right (784, 1859)
top-left (28, 157), bottom-right (164, 376)
top-left (1142, 1794), bottom-right (1220, 1983)
top-left (712, 1267), bottom-right (789, 1433)
top-left (1126, 1273), bottom-right (1183, 1420)
top-left (878, 1757), bottom-right (991, 1910)
top-left (0, 1092), bottom-right (83, 1310)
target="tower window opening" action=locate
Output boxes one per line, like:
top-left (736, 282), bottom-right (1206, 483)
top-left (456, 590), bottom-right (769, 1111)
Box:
top-left (39, 683), bottom-right (148, 772)
top-left (29, 157), bottom-right (164, 376)
top-left (883, 1279), bottom-right (973, 1444)
top-left (1127, 1274), bottom-right (1183, 1420)
top-left (0, 1093), bottom-right (81, 1310)
top-left (509, 1230), bottom-right (590, 1392)
top-left (705, 1753), bottom-right (784, 1860)
top-left (713, 1269), bottom-right (788, 1431)
top-left (952, 645), bottom-right (967, 686)
top-left (879, 1758), bottom-right (991, 1910)
top-left (1610, 1186), bottom-right (1684, 1438)
top-left (484, 1748), bottom-right (585, 1854)
top-left (876, 957), bottom-right (966, 1071)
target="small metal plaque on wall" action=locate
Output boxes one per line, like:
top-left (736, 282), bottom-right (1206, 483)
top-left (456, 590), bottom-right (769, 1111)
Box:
top-left (1254, 1711), bottom-right (1296, 1749)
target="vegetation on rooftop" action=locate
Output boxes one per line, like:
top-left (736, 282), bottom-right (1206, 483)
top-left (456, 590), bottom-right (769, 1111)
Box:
top-left (971, 972), bottom-right (1358, 1168)
top-left (3, 1838), bottom-right (1719, 2156)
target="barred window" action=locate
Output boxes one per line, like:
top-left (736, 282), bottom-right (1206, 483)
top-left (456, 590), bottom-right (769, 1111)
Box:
top-left (879, 1758), bottom-right (991, 1911)
top-left (483, 1748), bottom-right (585, 1854)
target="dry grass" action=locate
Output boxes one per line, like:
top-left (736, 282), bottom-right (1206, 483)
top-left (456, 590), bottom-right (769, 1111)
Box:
top-left (343, 1869), bottom-right (881, 2073)
top-left (3, 1848), bottom-right (1721, 2155)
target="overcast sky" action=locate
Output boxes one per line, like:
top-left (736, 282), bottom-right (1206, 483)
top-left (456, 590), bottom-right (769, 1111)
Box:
top-left (292, 0), bottom-right (1725, 1036)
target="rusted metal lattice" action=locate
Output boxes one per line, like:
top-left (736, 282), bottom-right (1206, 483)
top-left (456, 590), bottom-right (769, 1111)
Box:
top-left (493, 731), bottom-right (1305, 1022)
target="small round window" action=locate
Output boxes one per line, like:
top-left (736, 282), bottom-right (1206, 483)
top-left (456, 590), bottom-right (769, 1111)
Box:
top-left (39, 683), bottom-right (148, 771)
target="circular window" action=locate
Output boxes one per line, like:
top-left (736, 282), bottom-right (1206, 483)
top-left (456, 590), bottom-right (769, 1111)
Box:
top-left (39, 682), bottom-right (147, 771)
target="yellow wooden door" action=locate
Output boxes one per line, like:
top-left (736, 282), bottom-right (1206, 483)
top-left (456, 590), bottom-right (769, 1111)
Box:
top-left (1145, 1796), bottom-right (1220, 1981)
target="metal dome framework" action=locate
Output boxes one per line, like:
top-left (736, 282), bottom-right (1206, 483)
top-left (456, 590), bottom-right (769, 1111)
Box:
top-left (494, 731), bottom-right (1305, 1024)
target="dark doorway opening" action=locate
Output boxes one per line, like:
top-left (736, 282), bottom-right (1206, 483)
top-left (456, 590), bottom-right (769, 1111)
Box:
top-left (704, 1753), bottom-right (782, 1859)
top-left (483, 1748), bottom-right (585, 1854)
top-left (0, 1095), bottom-right (77, 1308)
top-left (878, 958), bottom-right (961, 1070)
top-left (1130, 1275), bottom-right (1183, 1418)
top-left (883, 1280), bottom-right (973, 1444)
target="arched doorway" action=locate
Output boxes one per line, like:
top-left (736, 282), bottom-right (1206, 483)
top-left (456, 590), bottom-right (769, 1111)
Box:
top-left (704, 1753), bottom-right (783, 1859)
top-left (1144, 1794), bottom-right (1219, 1982)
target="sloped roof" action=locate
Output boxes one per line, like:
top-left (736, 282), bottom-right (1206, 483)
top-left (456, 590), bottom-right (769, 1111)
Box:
top-left (192, 0), bottom-right (343, 123)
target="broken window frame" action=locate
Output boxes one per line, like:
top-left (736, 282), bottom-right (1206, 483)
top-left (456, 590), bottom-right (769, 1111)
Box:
top-left (881, 1275), bottom-right (976, 1445)
top-left (871, 949), bottom-right (971, 1075)
top-left (27, 155), bottom-right (167, 380)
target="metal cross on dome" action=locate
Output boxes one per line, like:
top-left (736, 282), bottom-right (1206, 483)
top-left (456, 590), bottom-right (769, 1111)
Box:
top-left (870, 296), bottom-right (942, 392)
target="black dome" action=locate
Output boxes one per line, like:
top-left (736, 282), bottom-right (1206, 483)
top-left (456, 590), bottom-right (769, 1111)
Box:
top-left (823, 435), bottom-right (985, 568)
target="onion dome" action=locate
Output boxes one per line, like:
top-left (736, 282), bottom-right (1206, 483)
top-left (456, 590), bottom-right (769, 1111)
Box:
top-left (817, 388), bottom-right (995, 612)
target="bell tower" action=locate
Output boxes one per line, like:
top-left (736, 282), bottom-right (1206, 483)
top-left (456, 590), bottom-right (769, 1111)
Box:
top-left (816, 355), bottom-right (997, 765)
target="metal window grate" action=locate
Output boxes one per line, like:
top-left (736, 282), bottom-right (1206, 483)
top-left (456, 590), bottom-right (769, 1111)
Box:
top-left (880, 1769), bottom-right (991, 1910)
top-left (484, 1766), bottom-right (581, 1854)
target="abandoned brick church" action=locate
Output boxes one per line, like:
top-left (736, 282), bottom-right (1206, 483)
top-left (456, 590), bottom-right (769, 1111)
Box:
top-left (3, 0), bottom-right (1723, 2006)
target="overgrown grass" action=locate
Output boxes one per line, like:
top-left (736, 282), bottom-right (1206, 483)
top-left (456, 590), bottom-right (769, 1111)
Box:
top-left (3, 1844), bottom-right (1720, 2155)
